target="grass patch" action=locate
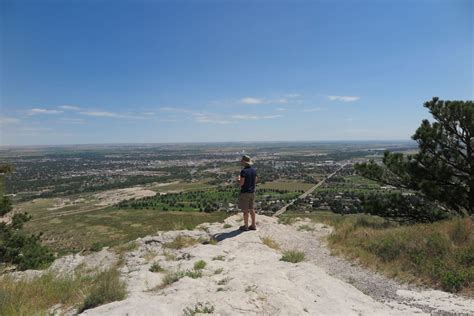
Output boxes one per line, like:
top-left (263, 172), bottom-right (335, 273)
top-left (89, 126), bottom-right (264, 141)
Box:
top-left (193, 260), bottom-right (207, 270)
top-left (23, 210), bottom-right (229, 255)
top-left (149, 262), bottom-right (165, 273)
top-left (288, 212), bottom-right (473, 294)
top-left (214, 268), bottom-right (224, 275)
top-left (155, 269), bottom-right (203, 290)
top-left (260, 236), bottom-right (280, 251)
top-left (163, 236), bottom-right (199, 249)
top-left (282, 212), bottom-right (474, 294)
top-left (113, 241), bottom-right (138, 256)
top-left (0, 271), bottom-right (92, 315)
top-left (79, 268), bottom-right (126, 312)
top-left (329, 217), bottom-right (474, 293)
top-left (212, 255), bottom-right (225, 261)
top-left (281, 250), bottom-right (305, 263)
top-left (297, 224), bottom-right (315, 232)
top-left (162, 250), bottom-right (177, 261)
top-left (183, 302), bottom-right (215, 316)
top-left (0, 266), bottom-right (126, 315)
top-left (90, 242), bottom-right (105, 252)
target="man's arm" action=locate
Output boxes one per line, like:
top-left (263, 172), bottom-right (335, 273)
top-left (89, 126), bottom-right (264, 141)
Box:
top-left (239, 176), bottom-right (245, 187)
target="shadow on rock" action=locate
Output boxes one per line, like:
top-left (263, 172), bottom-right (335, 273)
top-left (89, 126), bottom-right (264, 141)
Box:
top-left (212, 229), bottom-right (244, 242)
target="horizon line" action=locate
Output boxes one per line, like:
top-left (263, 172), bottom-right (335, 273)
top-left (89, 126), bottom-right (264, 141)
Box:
top-left (0, 139), bottom-right (416, 148)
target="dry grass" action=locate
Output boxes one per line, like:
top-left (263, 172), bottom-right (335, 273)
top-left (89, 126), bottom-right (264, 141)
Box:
top-left (0, 266), bottom-right (126, 315)
top-left (327, 216), bottom-right (474, 294)
top-left (163, 236), bottom-right (199, 249)
top-left (143, 250), bottom-right (158, 262)
top-left (113, 241), bottom-right (138, 255)
top-left (78, 268), bottom-right (126, 312)
top-left (260, 236), bottom-right (281, 251)
top-left (282, 212), bottom-right (474, 294)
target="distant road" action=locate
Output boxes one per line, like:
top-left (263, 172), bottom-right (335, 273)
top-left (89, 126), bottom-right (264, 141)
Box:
top-left (273, 164), bottom-right (347, 217)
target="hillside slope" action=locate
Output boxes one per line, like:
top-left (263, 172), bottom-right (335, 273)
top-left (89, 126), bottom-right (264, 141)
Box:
top-left (76, 215), bottom-right (473, 316)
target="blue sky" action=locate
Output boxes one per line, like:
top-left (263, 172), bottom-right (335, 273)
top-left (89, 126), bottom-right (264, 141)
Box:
top-left (1, 0), bottom-right (472, 145)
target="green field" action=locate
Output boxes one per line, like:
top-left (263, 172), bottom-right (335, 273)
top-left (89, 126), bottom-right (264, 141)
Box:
top-left (259, 181), bottom-right (314, 192)
top-left (23, 209), bottom-right (229, 255)
top-left (118, 187), bottom-right (299, 212)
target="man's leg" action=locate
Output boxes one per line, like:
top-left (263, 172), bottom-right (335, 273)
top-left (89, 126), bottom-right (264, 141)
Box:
top-left (243, 209), bottom-right (249, 227)
top-left (249, 209), bottom-right (256, 227)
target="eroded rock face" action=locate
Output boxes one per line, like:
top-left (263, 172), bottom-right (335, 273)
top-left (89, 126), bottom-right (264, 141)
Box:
top-left (79, 215), bottom-right (474, 316)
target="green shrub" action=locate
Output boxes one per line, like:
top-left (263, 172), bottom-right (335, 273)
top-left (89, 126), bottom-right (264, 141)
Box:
top-left (367, 235), bottom-right (402, 262)
top-left (79, 268), bottom-right (126, 312)
top-left (281, 250), bottom-right (305, 263)
top-left (184, 269), bottom-right (202, 279)
top-left (149, 262), bottom-right (164, 273)
top-left (193, 260), bottom-right (206, 270)
top-left (90, 242), bottom-right (105, 252)
top-left (156, 269), bottom-right (203, 290)
top-left (440, 270), bottom-right (466, 292)
top-left (1, 230), bottom-right (55, 270)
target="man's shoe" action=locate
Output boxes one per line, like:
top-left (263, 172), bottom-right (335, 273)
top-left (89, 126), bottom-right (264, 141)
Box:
top-left (239, 225), bottom-right (249, 231)
top-left (248, 225), bottom-right (257, 231)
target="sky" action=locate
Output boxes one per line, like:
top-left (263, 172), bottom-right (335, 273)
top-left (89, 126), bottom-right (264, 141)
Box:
top-left (1, 0), bottom-right (472, 146)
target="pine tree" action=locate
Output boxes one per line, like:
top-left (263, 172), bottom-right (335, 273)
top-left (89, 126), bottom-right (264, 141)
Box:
top-left (356, 97), bottom-right (473, 222)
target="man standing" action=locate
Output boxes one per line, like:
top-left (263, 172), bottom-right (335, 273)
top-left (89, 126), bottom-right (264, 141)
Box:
top-left (237, 155), bottom-right (257, 231)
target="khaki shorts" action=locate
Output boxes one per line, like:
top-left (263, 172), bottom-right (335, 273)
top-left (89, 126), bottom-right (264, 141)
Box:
top-left (238, 192), bottom-right (255, 210)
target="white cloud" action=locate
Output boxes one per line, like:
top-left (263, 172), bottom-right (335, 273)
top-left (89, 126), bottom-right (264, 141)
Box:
top-left (231, 114), bottom-right (282, 120)
top-left (284, 93), bottom-right (301, 98)
top-left (58, 105), bottom-right (80, 110)
top-left (303, 107), bottom-right (323, 112)
top-left (79, 111), bottom-right (146, 119)
top-left (240, 97), bottom-right (291, 105)
top-left (262, 114), bottom-right (283, 119)
top-left (194, 114), bottom-right (232, 125)
top-left (28, 108), bottom-right (63, 115)
top-left (240, 97), bottom-right (264, 105)
top-left (328, 95), bottom-right (360, 102)
top-left (80, 111), bottom-right (120, 118)
top-left (276, 107), bottom-right (287, 111)
top-left (231, 115), bottom-right (259, 120)
top-left (59, 118), bottom-right (86, 124)
top-left (0, 117), bottom-right (20, 124)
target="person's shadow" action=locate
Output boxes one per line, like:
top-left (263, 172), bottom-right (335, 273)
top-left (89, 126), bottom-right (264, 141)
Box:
top-left (212, 229), bottom-right (244, 242)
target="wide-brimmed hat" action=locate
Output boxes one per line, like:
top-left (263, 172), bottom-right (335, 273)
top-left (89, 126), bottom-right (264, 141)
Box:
top-left (240, 155), bottom-right (254, 166)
